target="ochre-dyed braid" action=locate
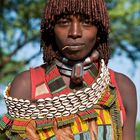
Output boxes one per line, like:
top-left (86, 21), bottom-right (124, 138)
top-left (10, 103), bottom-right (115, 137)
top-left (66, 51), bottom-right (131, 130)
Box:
top-left (41, 0), bottom-right (110, 65)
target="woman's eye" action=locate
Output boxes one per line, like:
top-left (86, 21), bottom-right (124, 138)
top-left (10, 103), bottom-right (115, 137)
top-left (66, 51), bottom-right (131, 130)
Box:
top-left (57, 18), bottom-right (70, 26)
top-left (82, 19), bottom-right (92, 26)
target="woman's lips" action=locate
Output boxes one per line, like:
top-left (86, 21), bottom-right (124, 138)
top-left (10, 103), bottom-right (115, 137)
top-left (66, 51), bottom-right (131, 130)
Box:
top-left (64, 44), bottom-right (85, 51)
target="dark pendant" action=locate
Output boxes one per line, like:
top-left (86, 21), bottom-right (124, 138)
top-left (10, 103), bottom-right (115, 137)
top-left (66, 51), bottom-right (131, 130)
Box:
top-left (71, 63), bottom-right (84, 84)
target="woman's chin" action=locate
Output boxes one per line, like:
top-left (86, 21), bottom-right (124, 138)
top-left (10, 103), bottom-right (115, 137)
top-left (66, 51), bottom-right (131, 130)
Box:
top-left (64, 54), bottom-right (85, 61)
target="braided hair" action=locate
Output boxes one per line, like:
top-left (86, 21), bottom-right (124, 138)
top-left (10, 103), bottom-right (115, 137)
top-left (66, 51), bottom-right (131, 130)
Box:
top-left (41, 0), bottom-right (110, 65)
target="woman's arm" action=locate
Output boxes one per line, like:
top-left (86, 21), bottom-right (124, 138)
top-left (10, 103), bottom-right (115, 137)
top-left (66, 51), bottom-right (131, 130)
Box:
top-left (115, 72), bottom-right (137, 140)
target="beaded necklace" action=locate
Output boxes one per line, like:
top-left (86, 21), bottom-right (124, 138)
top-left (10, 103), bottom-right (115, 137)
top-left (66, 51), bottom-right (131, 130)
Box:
top-left (4, 59), bottom-right (111, 120)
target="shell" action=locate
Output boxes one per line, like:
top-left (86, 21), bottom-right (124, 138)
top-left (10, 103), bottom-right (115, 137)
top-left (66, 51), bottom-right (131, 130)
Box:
top-left (20, 114), bottom-right (25, 118)
top-left (79, 94), bottom-right (87, 101)
top-left (27, 110), bottom-right (33, 115)
top-left (62, 111), bottom-right (70, 117)
top-left (20, 109), bottom-right (26, 114)
top-left (29, 104), bottom-right (36, 111)
top-left (102, 68), bottom-right (107, 75)
top-left (24, 100), bottom-right (31, 105)
top-left (96, 92), bottom-right (102, 98)
top-left (5, 101), bottom-right (9, 106)
top-left (57, 105), bottom-right (65, 112)
top-left (4, 94), bottom-right (7, 100)
top-left (103, 82), bottom-right (107, 87)
top-left (45, 103), bottom-right (53, 109)
top-left (38, 114), bottom-right (45, 119)
top-left (100, 73), bottom-right (104, 78)
top-left (70, 97), bottom-right (78, 104)
top-left (73, 102), bottom-right (81, 108)
top-left (70, 107), bottom-right (78, 114)
top-left (106, 78), bottom-right (110, 84)
top-left (31, 114), bottom-right (37, 119)
top-left (7, 97), bottom-right (12, 103)
top-left (19, 99), bottom-right (24, 105)
top-left (65, 104), bottom-right (73, 111)
top-left (84, 88), bottom-right (92, 94)
top-left (49, 107), bottom-right (57, 114)
top-left (16, 104), bottom-right (22, 109)
top-left (23, 105), bottom-right (29, 110)
top-left (54, 102), bottom-right (61, 108)
top-left (47, 113), bottom-right (53, 119)
top-left (37, 99), bottom-right (45, 104)
top-left (25, 114), bottom-right (30, 119)
top-left (15, 112), bottom-right (20, 118)
top-left (100, 87), bottom-right (105, 93)
top-left (13, 98), bottom-right (18, 104)
top-left (101, 59), bottom-right (105, 67)
top-left (52, 96), bottom-right (59, 103)
top-left (75, 90), bottom-right (84, 97)
top-left (45, 98), bottom-right (52, 103)
top-left (79, 105), bottom-right (86, 112)
top-left (89, 96), bottom-right (95, 102)
top-left (91, 83), bottom-right (96, 89)
top-left (10, 112), bottom-right (15, 117)
top-left (33, 109), bottom-right (40, 115)
top-left (55, 112), bottom-right (62, 118)
top-left (37, 104), bottom-right (45, 110)
top-left (67, 93), bottom-right (75, 99)
top-left (8, 106), bottom-right (13, 111)
top-left (101, 67), bottom-right (104, 73)
top-left (85, 57), bottom-right (91, 63)
top-left (8, 110), bottom-right (13, 114)
top-left (97, 78), bottom-right (102, 84)
top-left (86, 102), bottom-right (93, 109)
top-left (10, 103), bottom-right (15, 108)
top-left (62, 100), bottom-right (70, 106)
top-left (94, 84), bottom-right (99, 90)
top-left (59, 94), bottom-right (67, 101)
top-left (53, 100), bottom-right (61, 106)
top-left (93, 98), bottom-right (98, 104)
top-left (89, 90), bottom-right (95, 97)
top-left (13, 108), bottom-right (18, 112)
top-left (81, 99), bottom-right (88, 105)
top-left (41, 109), bottom-right (48, 115)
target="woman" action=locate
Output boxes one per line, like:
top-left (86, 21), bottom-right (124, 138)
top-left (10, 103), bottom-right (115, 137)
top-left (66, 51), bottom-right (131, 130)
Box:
top-left (0, 0), bottom-right (137, 140)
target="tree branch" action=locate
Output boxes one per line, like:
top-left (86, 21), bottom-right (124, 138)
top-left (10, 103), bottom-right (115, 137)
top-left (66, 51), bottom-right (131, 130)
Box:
top-left (0, 34), bottom-right (39, 69)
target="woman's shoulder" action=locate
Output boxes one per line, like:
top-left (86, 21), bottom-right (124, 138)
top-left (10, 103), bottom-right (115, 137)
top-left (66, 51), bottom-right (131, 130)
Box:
top-left (113, 71), bottom-right (137, 114)
top-left (9, 64), bottom-right (47, 100)
top-left (114, 71), bottom-right (136, 94)
top-left (10, 70), bottom-right (31, 99)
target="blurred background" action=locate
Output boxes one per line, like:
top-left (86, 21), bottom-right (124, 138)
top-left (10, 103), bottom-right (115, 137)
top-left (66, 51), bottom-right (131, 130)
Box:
top-left (0, 0), bottom-right (140, 139)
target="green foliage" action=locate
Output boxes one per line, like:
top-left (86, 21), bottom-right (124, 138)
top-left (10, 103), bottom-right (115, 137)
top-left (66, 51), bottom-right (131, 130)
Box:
top-left (0, 0), bottom-right (140, 83)
top-left (0, 0), bottom-right (44, 83)
top-left (109, 0), bottom-right (140, 60)
top-left (136, 121), bottom-right (140, 140)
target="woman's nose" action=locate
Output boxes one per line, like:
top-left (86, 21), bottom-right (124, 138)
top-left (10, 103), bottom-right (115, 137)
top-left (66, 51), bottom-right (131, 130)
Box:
top-left (68, 20), bottom-right (82, 39)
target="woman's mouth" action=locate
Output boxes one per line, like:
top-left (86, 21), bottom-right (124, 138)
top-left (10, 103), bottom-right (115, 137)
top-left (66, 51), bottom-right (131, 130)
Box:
top-left (62, 44), bottom-right (85, 52)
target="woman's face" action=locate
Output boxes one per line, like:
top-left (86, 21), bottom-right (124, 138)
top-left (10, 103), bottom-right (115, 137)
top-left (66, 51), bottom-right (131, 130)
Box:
top-left (54, 15), bottom-right (98, 61)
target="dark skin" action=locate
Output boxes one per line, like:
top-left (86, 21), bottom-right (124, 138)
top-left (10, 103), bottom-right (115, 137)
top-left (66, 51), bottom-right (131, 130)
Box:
top-left (54, 15), bottom-right (98, 61)
top-left (10, 15), bottom-right (137, 140)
